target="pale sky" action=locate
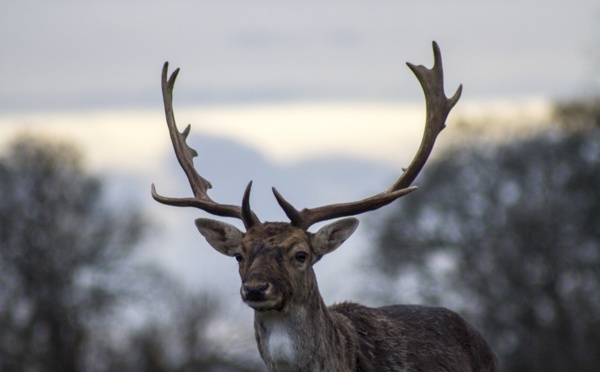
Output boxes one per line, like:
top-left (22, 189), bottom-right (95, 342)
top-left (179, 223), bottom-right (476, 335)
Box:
top-left (1, 1), bottom-right (597, 167)
top-left (0, 98), bottom-right (551, 174)
top-left (2, 1), bottom-right (598, 112)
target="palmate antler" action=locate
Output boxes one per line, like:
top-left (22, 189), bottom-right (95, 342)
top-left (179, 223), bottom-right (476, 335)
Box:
top-left (274, 41), bottom-right (462, 229)
top-left (152, 41), bottom-right (462, 231)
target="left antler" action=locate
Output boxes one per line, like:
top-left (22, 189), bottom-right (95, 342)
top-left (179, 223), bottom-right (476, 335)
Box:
top-left (272, 41), bottom-right (462, 230)
top-left (151, 62), bottom-right (260, 229)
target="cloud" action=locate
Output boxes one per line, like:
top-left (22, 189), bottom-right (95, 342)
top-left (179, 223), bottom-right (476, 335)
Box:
top-left (2, 1), bottom-right (598, 111)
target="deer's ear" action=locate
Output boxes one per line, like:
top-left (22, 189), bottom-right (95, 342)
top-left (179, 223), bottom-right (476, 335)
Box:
top-left (195, 218), bottom-right (243, 257)
top-left (311, 218), bottom-right (359, 258)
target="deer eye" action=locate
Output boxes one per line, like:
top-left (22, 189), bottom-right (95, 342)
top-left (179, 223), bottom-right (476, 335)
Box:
top-left (295, 251), bottom-right (308, 263)
top-left (234, 253), bottom-right (243, 263)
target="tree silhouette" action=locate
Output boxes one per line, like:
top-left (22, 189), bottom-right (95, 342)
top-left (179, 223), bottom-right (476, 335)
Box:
top-left (373, 125), bottom-right (600, 371)
top-left (553, 96), bottom-right (600, 131)
top-left (0, 135), bottom-right (146, 372)
top-left (94, 272), bottom-right (262, 372)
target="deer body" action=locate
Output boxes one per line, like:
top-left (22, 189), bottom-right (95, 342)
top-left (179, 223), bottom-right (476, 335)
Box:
top-left (152, 42), bottom-right (499, 371)
top-left (256, 301), bottom-right (497, 372)
top-left (198, 220), bottom-right (497, 371)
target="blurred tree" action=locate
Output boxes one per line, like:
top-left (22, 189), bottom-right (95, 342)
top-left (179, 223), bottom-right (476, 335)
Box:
top-left (553, 96), bottom-right (600, 131)
top-left (124, 294), bottom-right (260, 372)
top-left (94, 273), bottom-right (262, 372)
top-left (372, 125), bottom-right (600, 371)
top-left (0, 135), bottom-right (146, 372)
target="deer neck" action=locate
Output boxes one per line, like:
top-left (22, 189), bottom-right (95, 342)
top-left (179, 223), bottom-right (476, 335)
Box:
top-left (253, 289), bottom-right (355, 371)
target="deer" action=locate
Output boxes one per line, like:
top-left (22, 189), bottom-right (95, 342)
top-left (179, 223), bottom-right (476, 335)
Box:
top-left (151, 42), bottom-right (498, 372)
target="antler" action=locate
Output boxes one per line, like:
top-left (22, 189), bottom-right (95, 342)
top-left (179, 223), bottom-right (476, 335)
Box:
top-left (273, 41), bottom-right (462, 230)
top-left (151, 62), bottom-right (260, 229)
top-left (152, 42), bottom-right (460, 231)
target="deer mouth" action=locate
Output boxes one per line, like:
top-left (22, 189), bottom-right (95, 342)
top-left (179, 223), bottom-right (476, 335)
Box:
top-left (244, 298), bottom-right (285, 312)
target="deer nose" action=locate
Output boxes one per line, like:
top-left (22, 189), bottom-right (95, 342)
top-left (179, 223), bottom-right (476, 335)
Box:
top-left (242, 281), bottom-right (270, 301)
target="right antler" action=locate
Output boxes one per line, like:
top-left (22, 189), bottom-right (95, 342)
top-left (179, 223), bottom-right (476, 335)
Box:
top-left (272, 41), bottom-right (462, 230)
top-left (151, 63), bottom-right (260, 229)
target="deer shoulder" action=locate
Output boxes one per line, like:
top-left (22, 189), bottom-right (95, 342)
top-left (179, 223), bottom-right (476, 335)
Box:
top-left (330, 302), bottom-right (498, 371)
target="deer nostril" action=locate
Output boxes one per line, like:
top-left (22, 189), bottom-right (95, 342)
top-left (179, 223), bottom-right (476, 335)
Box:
top-left (244, 282), bottom-right (268, 293)
top-left (243, 281), bottom-right (270, 300)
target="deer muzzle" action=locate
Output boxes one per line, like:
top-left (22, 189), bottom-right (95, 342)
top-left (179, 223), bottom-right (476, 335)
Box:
top-left (241, 276), bottom-right (284, 312)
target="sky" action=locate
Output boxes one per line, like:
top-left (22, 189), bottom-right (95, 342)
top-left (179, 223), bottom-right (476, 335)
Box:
top-left (3, 0), bottom-right (597, 168)
top-left (1, 1), bottom-right (599, 112)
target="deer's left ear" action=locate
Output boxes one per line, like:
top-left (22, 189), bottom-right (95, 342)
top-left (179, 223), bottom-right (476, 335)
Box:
top-left (311, 218), bottom-right (359, 258)
top-left (195, 218), bottom-right (244, 257)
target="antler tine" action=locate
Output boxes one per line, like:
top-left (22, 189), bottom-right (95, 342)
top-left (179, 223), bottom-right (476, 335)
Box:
top-left (273, 186), bottom-right (417, 231)
top-left (273, 41), bottom-right (461, 230)
top-left (391, 41), bottom-right (462, 190)
top-left (151, 62), bottom-right (260, 229)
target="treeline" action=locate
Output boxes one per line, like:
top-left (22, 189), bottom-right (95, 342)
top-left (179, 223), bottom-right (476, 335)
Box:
top-left (372, 97), bottom-right (600, 372)
top-left (0, 136), bottom-right (261, 372)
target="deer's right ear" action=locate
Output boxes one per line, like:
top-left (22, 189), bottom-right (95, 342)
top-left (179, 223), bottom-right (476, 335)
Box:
top-left (195, 218), bottom-right (243, 257)
top-left (312, 217), bottom-right (359, 258)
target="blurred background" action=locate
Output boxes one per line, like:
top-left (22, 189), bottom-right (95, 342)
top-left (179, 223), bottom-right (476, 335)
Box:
top-left (1, 1), bottom-right (599, 371)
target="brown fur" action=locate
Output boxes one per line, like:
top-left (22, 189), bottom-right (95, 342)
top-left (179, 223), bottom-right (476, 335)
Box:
top-left (209, 222), bottom-right (499, 372)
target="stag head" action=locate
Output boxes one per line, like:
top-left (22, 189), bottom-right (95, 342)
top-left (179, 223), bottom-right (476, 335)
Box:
top-left (152, 41), bottom-right (461, 313)
top-left (196, 219), bottom-right (358, 312)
